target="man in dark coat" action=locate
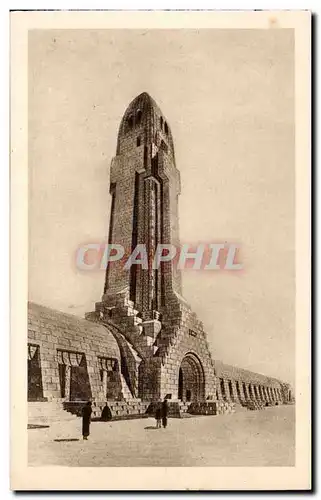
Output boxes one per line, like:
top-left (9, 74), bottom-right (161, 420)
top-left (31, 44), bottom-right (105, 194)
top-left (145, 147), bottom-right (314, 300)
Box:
top-left (82, 401), bottom-right (92, 440)
top-left (155, 404), bottom-right (162, 428)
top-left (161, 398), bottom-right (169, 428)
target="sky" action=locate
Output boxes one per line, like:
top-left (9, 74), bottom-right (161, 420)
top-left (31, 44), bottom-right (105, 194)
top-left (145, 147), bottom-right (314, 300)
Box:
top-left (28, 29), bottom-right (295, 386)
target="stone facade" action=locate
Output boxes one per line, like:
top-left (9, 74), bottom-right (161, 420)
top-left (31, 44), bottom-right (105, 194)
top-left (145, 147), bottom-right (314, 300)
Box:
top-left (28, 302), bottom-right (123, 403)
top-left (213, 361), bottom-right (289, 406)
top-left (27, 92), bottom-right (294, 416)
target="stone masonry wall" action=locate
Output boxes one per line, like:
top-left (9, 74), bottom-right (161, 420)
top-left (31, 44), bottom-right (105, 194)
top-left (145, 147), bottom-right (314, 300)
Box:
top-left (103, 92), bottom-right (182, 313)
top-left (28, 302), bottom-right (124, 402)
top-left (138, 357), bottom-right (162, 401)
top-left (156, 295), bottom-right (216, 400)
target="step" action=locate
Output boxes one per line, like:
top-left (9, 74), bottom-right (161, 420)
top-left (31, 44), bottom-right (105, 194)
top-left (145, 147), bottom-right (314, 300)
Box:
top-left (28, 402), bottom-right (79, 425)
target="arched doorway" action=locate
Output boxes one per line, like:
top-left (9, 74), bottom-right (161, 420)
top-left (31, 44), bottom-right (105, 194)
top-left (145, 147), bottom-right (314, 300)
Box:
top-left (178, 353), bottom-right (205, 402)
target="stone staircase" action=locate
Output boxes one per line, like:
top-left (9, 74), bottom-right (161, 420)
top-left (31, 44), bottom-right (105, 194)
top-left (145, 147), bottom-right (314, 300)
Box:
top-left (87, 295), bottom-right (155, 360)
top-left (28, 401), bottom-right (78, 427)
top-left (63, 401), bottom-right (101, 419)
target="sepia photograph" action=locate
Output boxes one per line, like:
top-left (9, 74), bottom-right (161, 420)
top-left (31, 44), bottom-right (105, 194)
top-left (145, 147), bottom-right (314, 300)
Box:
top-left (10, 10), bottom-right (311, 490)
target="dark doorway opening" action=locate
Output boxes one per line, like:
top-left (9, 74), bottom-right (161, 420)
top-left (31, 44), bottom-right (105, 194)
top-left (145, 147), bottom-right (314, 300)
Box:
top-left (28, 344), bottom-right (43, 401)
top-left (106, 359), bottom-right (122, 401)
top-left (178, 353), bottom-right (205, 402)
top-left (59, 364), bottom-right (66, 398)
top-left (57, 350), bottom-right (92, 402)
top-left (69, 356), bottom-right (91, 402)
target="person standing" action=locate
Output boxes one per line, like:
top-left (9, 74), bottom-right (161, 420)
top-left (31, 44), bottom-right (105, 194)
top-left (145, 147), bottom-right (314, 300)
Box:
top-left (161, 398), bottom-right (169, 428)
top-left (82, 401), bottom-right (92, 440)
top-left (155, 404), bottom-right (162, 429)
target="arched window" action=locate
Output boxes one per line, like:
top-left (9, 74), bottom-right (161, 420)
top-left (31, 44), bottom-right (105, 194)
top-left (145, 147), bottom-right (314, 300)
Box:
top-left (164, 121), bottom-right (168, 135)
top-left (136, 109), bottom-right (142, 125)
top-left (136, 137), bottom-right (141, 147)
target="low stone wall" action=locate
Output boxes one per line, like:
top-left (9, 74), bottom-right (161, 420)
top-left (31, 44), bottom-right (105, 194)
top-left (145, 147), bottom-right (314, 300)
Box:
top-left (64, 400), bottom-right (150, 420)
top-left (188, 401), bottom-right (235, 416)
top-left (146, 401), bottom-right (181, 418)
top-left (101, 401), bottom-right (150, 420)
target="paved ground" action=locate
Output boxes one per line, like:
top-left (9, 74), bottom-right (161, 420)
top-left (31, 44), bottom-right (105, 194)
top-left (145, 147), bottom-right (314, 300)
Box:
top-left (28, 405), bottom-right (295, 467)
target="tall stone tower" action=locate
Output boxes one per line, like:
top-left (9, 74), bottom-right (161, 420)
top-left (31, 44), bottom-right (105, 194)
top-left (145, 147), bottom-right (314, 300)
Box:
top-left (92, 92), bottom-right (216, 402)
top-left (103, 92), bottom-right (182, 319)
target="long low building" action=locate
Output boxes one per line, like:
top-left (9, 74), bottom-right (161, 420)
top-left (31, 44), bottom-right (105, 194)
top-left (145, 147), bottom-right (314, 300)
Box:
top-left (28, 301), bottom-right (294, 420)
top-left (213, 360), bottom-right (294, 406)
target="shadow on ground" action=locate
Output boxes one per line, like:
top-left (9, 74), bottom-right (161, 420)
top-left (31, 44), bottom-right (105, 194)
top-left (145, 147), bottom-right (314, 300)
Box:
top-left (28, 424), bottom-right (50, 429)
top-left (54, 438), bottom-right (80, 442)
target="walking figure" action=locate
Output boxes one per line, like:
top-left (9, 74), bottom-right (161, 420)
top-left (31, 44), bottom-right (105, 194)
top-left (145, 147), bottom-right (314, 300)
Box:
top-left (155, 404), bottom-right (162, 428)
top-left (161, 398), bottom-right (169, 428)
top-left (82, 401), bottom-right (92, 440)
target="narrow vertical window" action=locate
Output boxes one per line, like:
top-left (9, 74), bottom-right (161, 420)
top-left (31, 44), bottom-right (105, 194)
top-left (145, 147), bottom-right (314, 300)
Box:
top-left (136, 110), bottom-right (142, 124)
top-left (108, 184), bottom-right (116, 246)
top-left (136, 137), bottom-right (141, 147)
top-left (127, 115), bottom-right (134, 130)
top-left (220, 378), bottom-right (225, 399)
top-left (130, 173), bottom-right (140, 302)
top-left (104, 183), bottom-right (116, 294)
top-left (144, 145), bottom-right (148, 168)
